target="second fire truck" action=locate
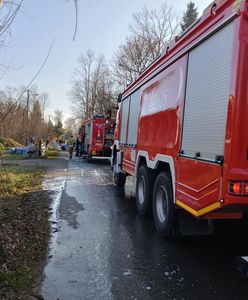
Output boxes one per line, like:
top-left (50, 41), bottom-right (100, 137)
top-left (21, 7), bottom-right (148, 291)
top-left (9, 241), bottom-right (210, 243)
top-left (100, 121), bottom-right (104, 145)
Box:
top-left (81, 113), bottom-right (115, 159)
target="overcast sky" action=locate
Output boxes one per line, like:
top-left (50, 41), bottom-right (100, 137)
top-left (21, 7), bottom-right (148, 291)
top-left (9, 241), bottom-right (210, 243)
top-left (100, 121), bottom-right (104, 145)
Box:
top-left (0, 0), bottom-right (211, 121)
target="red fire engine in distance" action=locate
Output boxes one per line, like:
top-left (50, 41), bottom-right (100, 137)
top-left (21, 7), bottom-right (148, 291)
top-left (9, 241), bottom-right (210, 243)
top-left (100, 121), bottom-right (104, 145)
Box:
top-left (81, 113), bottom-right (115, 160)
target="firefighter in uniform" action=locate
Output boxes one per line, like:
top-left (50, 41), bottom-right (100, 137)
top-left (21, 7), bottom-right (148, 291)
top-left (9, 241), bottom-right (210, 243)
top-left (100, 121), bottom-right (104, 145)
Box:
top-left (67, 136), bottom-right (74, 159)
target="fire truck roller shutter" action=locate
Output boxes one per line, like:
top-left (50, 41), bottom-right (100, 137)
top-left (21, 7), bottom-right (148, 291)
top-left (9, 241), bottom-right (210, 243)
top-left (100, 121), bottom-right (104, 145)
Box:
top-left (181, 21), bottom-right (235, 161)
top-left (127, 89), bottom-right (141, 146)
top-left (120, 96), bottom-right (130, 144)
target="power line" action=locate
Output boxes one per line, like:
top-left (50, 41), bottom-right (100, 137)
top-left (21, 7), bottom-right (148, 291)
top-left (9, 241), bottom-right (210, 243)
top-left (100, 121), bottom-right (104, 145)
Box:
top-left (0, 40), bottom-right (55, 123)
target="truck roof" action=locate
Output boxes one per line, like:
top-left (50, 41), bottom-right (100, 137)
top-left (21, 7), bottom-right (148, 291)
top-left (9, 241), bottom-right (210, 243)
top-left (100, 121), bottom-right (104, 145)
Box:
top-left (122, 0), bottom-right (240, 99)
top-left (82, 113), bottom-right (106, 125)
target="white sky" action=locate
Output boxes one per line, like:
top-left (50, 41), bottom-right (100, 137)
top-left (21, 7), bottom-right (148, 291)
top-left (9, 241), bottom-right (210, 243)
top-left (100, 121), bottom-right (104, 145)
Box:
top-left (0, 0), bottom-right (211, 121)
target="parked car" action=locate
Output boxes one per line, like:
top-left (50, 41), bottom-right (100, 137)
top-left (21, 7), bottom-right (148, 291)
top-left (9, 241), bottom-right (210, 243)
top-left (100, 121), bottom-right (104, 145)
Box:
top-left (61, 144), bottom-right (69, 151)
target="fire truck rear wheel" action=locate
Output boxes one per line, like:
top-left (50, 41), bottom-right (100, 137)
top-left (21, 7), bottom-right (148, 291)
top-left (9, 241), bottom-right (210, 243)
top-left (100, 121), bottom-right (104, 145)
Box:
top-left (114, 172), bottom-right (126, 188)
top-left (153, 172), bottom-right (175, 238)
top-left (136, 165), bottom-right (154, 216)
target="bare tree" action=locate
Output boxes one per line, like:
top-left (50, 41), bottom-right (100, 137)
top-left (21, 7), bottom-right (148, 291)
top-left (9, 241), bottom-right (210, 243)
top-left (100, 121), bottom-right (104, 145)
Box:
top-left (113, 35), bottom-right (153, 87)
top-left (130, 4), bottom-right (179, 59)
top-left (0, 1), bottom-right (23, 76)
top-left (91, 54), bottom-right (115, 114)
top-left (0, 85), bottom-right (52, 144)
top-left (112, 2), bottom-right (180, 89)
top-left (70, 49), bottom-right (94, 119)
top-left (64, 117), bottom-right (79, 138)
top-left (39, 92), bottom-right (49, 119)
top-left (69, 49), bottom-right (115, 120)
top-left (0, 0), bottom-right (80, 145)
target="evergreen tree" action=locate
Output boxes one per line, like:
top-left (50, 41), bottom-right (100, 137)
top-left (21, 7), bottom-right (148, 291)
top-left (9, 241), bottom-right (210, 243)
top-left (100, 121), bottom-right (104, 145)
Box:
top-left (31, 100), bottom-right (42, 121)
top-left (180, 1), bottom-right (198, 33)
top-left (53, 110), bottom-right (64, 138)
top-left (30, 100), bottom-right (43, 139)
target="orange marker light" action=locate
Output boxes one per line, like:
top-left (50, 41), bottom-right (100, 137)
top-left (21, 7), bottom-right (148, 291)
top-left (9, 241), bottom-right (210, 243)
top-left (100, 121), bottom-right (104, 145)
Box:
top-left (233, 183), bottom-right (242, 194)
top-left (245, 183), bottom-right (248, 195)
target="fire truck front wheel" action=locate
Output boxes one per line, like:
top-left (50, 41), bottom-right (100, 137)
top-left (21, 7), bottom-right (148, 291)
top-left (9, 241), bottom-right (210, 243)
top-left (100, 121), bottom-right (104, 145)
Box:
top-left (153, 172), bottom-right (175, 238)
top-left (136, 165), bottom-right (155, 216)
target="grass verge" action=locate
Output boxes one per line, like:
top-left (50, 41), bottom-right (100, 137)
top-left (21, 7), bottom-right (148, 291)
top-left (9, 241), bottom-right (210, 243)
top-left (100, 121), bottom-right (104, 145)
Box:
top-left (0, 164), bottom-right (43, 195)
top-left (2, 153), bottom-right (28, 161)
top-left (0, 164), bottom-right (51, 299)
top-left (46, 150), bottom-right (60, 159)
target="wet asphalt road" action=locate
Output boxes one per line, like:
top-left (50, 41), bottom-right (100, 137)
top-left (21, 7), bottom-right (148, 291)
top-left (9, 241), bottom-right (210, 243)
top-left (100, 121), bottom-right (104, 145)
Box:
top-left (41, 154), bottom-right (248, 300)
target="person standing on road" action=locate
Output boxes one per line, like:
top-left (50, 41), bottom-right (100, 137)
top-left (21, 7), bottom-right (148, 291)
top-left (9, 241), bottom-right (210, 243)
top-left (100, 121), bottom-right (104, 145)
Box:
top-left (68, 135), bottom-right (74, 159)
top-left (75, 137), bottom-right (80, 157)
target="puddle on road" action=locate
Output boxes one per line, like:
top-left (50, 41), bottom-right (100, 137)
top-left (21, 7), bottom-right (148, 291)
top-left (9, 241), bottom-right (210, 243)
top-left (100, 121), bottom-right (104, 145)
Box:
top-left (42, 175), bottom-right (67, 248)
top-left (43, 175), bottom-right (66, 222)
top-left (59, 191), bottom-right (85, 229)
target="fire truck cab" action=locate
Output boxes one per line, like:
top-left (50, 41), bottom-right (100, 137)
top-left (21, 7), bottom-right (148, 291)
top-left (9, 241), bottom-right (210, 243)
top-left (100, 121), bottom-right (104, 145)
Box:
top-left (112, 0), bottom-right (248, 237)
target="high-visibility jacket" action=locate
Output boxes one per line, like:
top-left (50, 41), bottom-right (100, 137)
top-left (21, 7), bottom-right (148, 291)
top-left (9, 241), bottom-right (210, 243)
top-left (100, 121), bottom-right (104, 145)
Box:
top-left (68, 138), bottom-right (74, 146)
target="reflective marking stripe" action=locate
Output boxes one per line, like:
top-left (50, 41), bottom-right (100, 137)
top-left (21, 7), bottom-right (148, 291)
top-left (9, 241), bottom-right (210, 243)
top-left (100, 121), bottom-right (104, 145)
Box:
top-left (176, 200), bottom-right (221, 217)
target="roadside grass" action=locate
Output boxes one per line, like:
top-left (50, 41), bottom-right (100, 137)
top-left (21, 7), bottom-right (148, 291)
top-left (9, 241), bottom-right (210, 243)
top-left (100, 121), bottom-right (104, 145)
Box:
top-left (0, 164), bottom-right (51, 299)
top-left (2, 153), bottom-right (28, 161)
top-left (1, 149), bottom-right (29, 161)
top-left (46, 149), bottom-right (60, 158)
top-left (0, 164), bottom-right (43, 195)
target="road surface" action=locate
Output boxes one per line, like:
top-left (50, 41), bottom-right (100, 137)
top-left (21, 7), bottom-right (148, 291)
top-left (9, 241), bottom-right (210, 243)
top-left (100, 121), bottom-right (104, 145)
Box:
top-left (41, 154), bottom-right (248, 300)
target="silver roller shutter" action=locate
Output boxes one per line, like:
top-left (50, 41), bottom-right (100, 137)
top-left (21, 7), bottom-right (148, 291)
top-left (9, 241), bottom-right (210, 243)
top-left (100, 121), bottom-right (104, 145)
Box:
top-left (181, 21), bottom-right (234, 161)
top-left (120, 97), bottom-right (130, 144)
top-left (127, 89), bottom-right (141, 146)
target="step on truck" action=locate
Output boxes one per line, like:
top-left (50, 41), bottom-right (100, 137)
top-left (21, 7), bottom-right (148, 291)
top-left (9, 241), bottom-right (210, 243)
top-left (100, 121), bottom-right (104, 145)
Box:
top-left (81, 113), bottom-right (115, 160)
top-left (111, 0), bottom-right (248, 237)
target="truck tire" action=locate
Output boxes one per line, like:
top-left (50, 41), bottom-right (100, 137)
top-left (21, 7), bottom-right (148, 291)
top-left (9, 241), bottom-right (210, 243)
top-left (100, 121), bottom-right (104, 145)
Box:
top-left (153, 172), bottom-right (176, 238)
top-left (114, 171), bottom-right (126, 188)
top-left (136, 165), bottom-right (154, 216)
top-left (112, 151), bottom-right (126, 188)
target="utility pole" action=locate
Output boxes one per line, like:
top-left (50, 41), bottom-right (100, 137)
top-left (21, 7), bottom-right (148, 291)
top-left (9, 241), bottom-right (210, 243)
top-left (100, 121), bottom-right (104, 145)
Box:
top-left (26, 89), bottom-right (30, 145)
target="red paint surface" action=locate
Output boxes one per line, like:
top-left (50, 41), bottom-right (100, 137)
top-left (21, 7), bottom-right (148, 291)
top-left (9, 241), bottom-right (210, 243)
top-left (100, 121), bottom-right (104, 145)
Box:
top-left (84, 115), bottom-right (115, 156)
top-left (177, 158), bottom-right (221, 211)
top-left (137, 56), bottom-right (187, 160)
top-left (87, 117), bottom-right (105, 154)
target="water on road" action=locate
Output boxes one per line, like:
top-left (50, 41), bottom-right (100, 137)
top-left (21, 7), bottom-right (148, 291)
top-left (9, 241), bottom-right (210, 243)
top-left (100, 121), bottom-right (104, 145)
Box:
top-left (41, 155), bottom-right (248, 300)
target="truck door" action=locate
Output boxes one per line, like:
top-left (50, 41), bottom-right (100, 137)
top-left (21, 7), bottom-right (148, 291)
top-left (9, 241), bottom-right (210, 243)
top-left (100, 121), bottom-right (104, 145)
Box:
top-left (85, 122), bottom-right (93, 154)
top-left (177, 20), bottom-right (235, 216)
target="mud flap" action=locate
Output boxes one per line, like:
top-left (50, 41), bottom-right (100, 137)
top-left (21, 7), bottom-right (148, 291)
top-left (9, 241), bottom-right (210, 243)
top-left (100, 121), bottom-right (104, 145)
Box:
top-left (176, 211), bottom-right (214, 236)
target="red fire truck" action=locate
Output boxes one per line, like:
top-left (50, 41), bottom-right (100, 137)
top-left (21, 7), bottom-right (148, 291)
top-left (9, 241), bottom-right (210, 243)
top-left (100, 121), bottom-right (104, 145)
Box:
top-left (81, 113), bottom-right (115, 159)
top-left (112, 0), bottom-right (248, 237)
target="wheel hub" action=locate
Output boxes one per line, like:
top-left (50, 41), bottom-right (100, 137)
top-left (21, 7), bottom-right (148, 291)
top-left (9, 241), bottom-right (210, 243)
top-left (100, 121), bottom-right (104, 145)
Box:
top-left (156, 185), bottom-right (168, 223)
top-left (138, 176), bottom-right (146, 205)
